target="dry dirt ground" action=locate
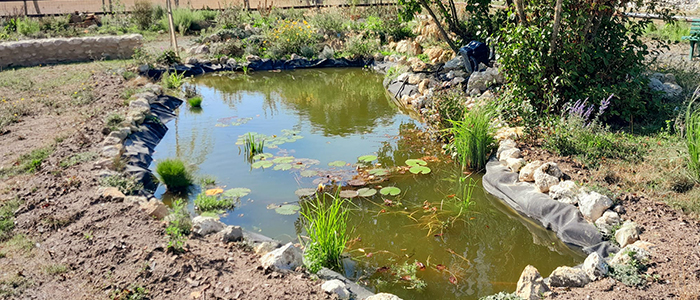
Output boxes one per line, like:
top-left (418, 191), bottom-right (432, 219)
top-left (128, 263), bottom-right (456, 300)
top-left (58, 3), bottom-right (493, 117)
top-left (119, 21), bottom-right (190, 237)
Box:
top-left (0, 61), bottom-right (330, 300)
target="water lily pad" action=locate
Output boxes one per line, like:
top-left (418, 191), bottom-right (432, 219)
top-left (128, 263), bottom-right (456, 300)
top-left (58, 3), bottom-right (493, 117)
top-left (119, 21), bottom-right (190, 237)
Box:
top-left (409, 165), bottom-right (431, 174)
top-left (252, 160), bottom-right (273, 169)
top-left (275, 204), bottom-right (301, 215)
top-left (205, 188), bottom-right (223, 196)
top-left (222, 188), bottom-right (251, 198)
top-left (405, 159), bottom-right (427, 167)
top-left (274, 163), bottom-right (293, 171)
top-left (273, 156), bottom-right (295, 164)
top-left (357, 188), bottom-right (377, 197)
top-left (339, 190), bottom-right (358, 198)
top-left (347, 179), bottom-right (366, 186)
top-left (295, 188), bottom-right (317, 197)
top-left (300, 170), bottom-right (318, 177)
top-left (358, 154), bottom-right (378, 162)
top-left (252, 153), bottom-right (273, 160)
top-left (380, 186), bottom-right (401, 196)
top-left (328, 160), bottom-right (347, 167)
top-left (294, 158), bottom-right (320, 166)
top-left (368, 168), bottom-right (390, 176)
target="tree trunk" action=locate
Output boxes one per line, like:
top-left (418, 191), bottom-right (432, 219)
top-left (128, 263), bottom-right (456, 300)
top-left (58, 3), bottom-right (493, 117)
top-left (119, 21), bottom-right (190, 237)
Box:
top-left (419, 0), bottom-right (459, 53)
top-left (514, 0), bottom-right (527, 26)
top-left (550, 0), bottom-right (564, 53)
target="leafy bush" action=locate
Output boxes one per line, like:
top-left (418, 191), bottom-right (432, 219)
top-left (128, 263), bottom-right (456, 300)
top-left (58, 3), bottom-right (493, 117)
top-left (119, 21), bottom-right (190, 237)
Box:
top-left (300, 191), bottom-right (349, 273)
top-left (155, 158), bottom-right (192, 191)
top-left (17, 17), bottom-right (40, 36)
top-left (449, 106), bottom-right (496, 171)
top-left (105, 113), bottom-right (124, 132)
top-left (39, 15), bottom-right (71, 36)
top-left (210, 39), bottom-right (244, 57)
top-left (645, 21), bottom-right (689, 43)
top-left (342, 35), bottom-right (379, 59)
top-left (188, 96), bottom-right (202, 108)
top-left (310, 11), bottom-right (345, 35)
top-left (99, 174), bottom-right (143, 195)
top-left (168, 198), bottom-right (192, 234)
top-left (131, 0), bottom-right (155, 30)
top-left (265, 19), bottom-right (319, 59)
top-left (160, 8), bottom-right (204, 34)
top-left (194, 193), bottom-right (235, 212)
top-left (161, 71), bottom-right (185, 89)
top-left (155, 50), bottom-right (181, 66)
top-left (430, 88), bottom-right (468, 129)
top-left (217, 5), bottom-right (250, 29)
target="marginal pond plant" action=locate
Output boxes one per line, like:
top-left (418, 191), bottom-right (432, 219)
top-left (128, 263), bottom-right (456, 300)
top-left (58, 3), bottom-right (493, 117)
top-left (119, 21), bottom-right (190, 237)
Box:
top-left (188, 96), bottom-right (203, 108)
top-left (155, 158), bottom-right (193, 191)
top-left (299, 190), bottom-right (349, 273)
top-left (449, 106), bottom-right (495, 171)
top-left (243, 132), bottom-right (265, 157)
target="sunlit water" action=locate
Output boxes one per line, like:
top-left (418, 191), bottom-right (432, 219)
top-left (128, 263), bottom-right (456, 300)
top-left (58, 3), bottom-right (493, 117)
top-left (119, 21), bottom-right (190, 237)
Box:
top-left (151, 68), bottom-right (584, 300)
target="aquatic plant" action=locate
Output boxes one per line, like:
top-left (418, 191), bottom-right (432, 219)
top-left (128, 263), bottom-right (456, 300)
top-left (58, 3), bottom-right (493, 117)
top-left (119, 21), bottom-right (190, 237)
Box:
top-left (299, 191), bottom-right (349, 273)
top-left (687, 90), bottom-right (700, 181)
top-left (243, 133), bottom-right (265, 157)
top-left (161, 71), bottom-right (185, 89)
top-left (449, 106), bottom-right (495, 171)
top-left (457, 176), bottom-right (476, 210)
top-left (194, 193), bottom-right (236, 213)
top-left (188, 96), bottom-right (203, 108)
top-left (155, 158), bottom-right (193, 191)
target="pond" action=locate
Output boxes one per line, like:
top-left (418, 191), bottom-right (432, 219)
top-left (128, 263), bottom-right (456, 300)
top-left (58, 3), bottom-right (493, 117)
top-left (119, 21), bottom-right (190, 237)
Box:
top-left (150, 68), bottom-right (585, 300)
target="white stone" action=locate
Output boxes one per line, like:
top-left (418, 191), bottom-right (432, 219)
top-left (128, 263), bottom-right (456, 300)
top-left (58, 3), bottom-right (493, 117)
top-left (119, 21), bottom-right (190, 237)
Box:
top-left (506, 157), bottom-right (526, 173)
top-left (609, 243), bottom-right (651, 266)
top-left (519, 160), bottom-right (543, 182)
top-left (467, 67), bottom-right (504, 94)
top-left (498, 148), bottom-right (521, 162)
top-left (246, 54), bottom-right (261, 62)
top-left (444, 56), bottom-right (464, 71)
top-left (582, 252), bottom-right (608, 281)
top-left (595, 210), bottom-right (621, 235)
top-left (549, 180), bottom-right (579, 205)
top-left (191, 216), bottom-right (225, 236)
top-left (533, 163), bottom-right (562, 193)
top-left (365, 293), bottom-right (403, 300)
top-left (260, 242), bottom-right (303, 271)
top-left (184, 56), bottom-right (198, 65)
top-left (516, 265), bottom-right (550, 300)
top-left (321, 280), bottom-right (350, 300)
top-left (548, 266), bottom-right (590, 287)
top-left (578, 192), bottom-right (613, 221)
top-left (408, 73), bottom-right (426, 85)
top-left (254, 241), bottom-right (280, 256)
top-left (615, 221), bottom-right (640, 247)
top-left (220, 225), bottom-right (243, 243)
top-left (140, 200), bottom-right (168, 220)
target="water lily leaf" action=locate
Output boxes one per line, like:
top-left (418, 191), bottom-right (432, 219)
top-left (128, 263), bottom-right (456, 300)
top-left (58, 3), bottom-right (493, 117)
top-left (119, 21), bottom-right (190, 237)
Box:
top-left (274, 163), bottom-right (293, 171)
top-left (205, 188), bottom-right (223, 196)
top-left (347, 179), bottom-right (366, 186)
top-left (300, 170), bottom-right (318, 177)
top-left (339, 190), bottom-right (358, 198)
top-left (252, 160), bottom-right (273, 169)
top-left (328, 160), bottom-right (346, 167)
top-left (223, 188), bottom-right (251, 198)
top-left (275, 204), bottom-right (300, 215)
top-left (379, 186), bottom-right (401, 196)
top-left (357, 188), bottom-right (377, 197)
top-left (252, 153), bottom-right (273, 160)
top-left (358, 154), bottom-right (378, 162)
top-left (405, 159), bottom-right (427, 167)
top-left (291, 164), bottom-right (304, 169)
top-left (295, 188), bottom-right (316, 197)
top-left (294, 158), bottom-right (320, 166)
top-left (273, 156), bottom-right (295, 164)
top-left (409, 165), bottom-right (431, 174)
top-left (266, 203), bottom-right (281, 209)
top-left (368, 168), bottom-right (390, 176)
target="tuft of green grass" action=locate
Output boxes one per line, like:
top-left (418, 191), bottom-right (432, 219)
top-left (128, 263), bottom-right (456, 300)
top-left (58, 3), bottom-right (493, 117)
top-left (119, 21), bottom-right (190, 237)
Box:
top-left (0, 274), bottom-right (32, 297)
top-left (4, 234), bottom-right (34, 254)
top-left (457, 176), bottom-right (476, 210)
top-left (198, 175), bottom-right (217, 186)
top-left (187, 96), bottom-right (203, 108)
top-left (243, 133), bottom-right (264, 157)
top-left (155, 158), bottom-right (193, 191)
top-left (60, 152), bottom-right (98, 168)
top-left (193, 193), bottom-right (235, 213)
top-left (449, 106), bottom-right (496, 171)
top-left (686, 92), bottom-right (700, 181)
top-left (42, 264), bottom-right (68, 275)
top-left (299, 191), bottom-right (349, 273)
top-left (99, 174), bottom-right (143, 195)
top-left (645, 21), bottom-right (690, 43)
top-left (105, 113), bottom-right (125, 132)
top-left (161, 71), bottom-right (185, 89)
top-left (0, 198), bottom-right (21, 241)
top-left (18, 146), bottom-right (54, 173)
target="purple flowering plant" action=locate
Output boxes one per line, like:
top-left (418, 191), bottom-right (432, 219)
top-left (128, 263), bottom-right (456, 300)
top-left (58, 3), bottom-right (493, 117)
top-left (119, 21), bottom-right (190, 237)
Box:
top-left (564, 94), bottom-right (613, 126)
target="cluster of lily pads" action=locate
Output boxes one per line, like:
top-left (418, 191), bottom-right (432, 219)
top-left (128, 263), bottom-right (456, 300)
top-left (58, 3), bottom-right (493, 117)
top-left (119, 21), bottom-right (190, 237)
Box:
top-left (235, 130), bottom-right (304, 149)
top-left (215, 116), bottom-right (253, 127)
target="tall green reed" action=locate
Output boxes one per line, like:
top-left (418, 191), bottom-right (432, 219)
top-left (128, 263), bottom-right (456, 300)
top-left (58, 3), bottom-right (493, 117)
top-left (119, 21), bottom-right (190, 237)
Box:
top-left (299, 190), bottom-right (349, 273)
top-left (449, 106), bottom-right (495, 171)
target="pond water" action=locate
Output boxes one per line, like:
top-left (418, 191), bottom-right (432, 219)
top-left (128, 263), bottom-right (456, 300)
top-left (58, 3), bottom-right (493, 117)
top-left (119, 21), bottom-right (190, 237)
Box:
top-left (151, 68), bottom-right (585, 300)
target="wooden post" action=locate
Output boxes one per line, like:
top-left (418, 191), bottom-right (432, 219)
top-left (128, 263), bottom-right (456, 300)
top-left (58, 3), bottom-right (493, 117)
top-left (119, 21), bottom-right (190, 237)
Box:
top-left (166, 0), bottom-right (179, 55)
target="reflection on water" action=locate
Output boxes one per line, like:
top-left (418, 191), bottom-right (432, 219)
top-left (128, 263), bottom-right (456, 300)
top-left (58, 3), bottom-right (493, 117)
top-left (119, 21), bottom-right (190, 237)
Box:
top-left (151, 68), bottom-right (584, 300)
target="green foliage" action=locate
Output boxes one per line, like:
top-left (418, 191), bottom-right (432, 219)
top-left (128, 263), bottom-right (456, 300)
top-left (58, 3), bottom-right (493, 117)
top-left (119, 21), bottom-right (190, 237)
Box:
top-left (645, 20), bottom-right (689, 43)
top-left (363, 16), bottom-right (414, 43)
top-left (244, 132), bottom-right (265, 157)
top-left (18, 147), bottom-right (53, 173)
top-left (110, 284), bottom-right (149, 300)
top-left (156, 50), bottom-right (181, 66)
top-left (300, 191), bottom-right (349, 273)
top-left (60, 151), bottom-right (98, 168)
top-left (457, 176), bottom-right (476, 210)
top-left (0, 198), bottom-right (21, 242)
top-left (686, 94), bottom-right (700, 181)
top-left (342, 35), bottom-right (379, 59)
top-left (310, 11), bottom-right (345, 35)
top-left (265, 19), bottom-right (319, 59)
top-left (376, 260), bottom-right (427, 290)
top-left (430, 88), bottom-right (467, 129)
top-left (166, 199), bottom-right (191, 252)
top-left (217, 5), bottom-right (250, 29)
top-left (4, 234), bottom-right (34, 253)
top-left (160, 8), bottom-right (205, 34)
top-left (131, 0), bottom-right (155, 30)
top-left (156, 158), bottom-right (193, 191)
top-left (105, 113), bottom-right (124, 132)
top-left (449, 106), bottom-right (495, 171)
top-left (194, 193), bottom-right (235, 212)
top-left (161, 71), bottom-right (185, 89)
top-left (188, 96), bottom-right (203, 108)
top-left (610, 256), bottom-right (647, 287)
top-left (100, 174), bottom-right (144, 195)
top-left (16, 17), bottom-right (40, 36)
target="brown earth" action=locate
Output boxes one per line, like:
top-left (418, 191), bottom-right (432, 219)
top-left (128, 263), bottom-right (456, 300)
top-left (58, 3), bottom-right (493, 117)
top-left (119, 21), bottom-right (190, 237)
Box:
top-left (0, 62), bottom-right (330, 300)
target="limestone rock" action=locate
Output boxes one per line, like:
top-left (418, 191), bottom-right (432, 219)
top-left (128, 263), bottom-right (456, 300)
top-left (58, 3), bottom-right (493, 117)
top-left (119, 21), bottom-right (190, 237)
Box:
top-left (101, 144), bottom-right (123, 158)
top-left (595, 210), bottom-right (621, 236)
top-left (649, 73), bottom-right (683, 100)
top-left (192, 44), bottom-right (209, 55)
top-left (192, 216), bottom-right (225, 236)
top-left (519, 160), bottom-right (543, 182)
top-left (260, 242), bottom-right (303, 271)
top-left (321, 279), bottom-right (350, 300)
top-left (418, 79), bottom-right (431, 95)
top-left (407, 57), bottom-right (427, 72)
top-left (100, 187), bottom-right (124, 201)
top-left (365, 293), bottom-right (403, 300)
top-left (615, 221), bottom-right (640, 247)
top-left (578, 192), bottom-right (613, 221)
top-left (226, 58), bottom-right (238, 67)
top-left (408, 73), bottom-right (426, 85)
top-left (506, 157), bottom-right (526, 173)
top-left (610, 243), bottom-right (651, 266)
top-left (425, 47), bottom-right (444, 64)
top-left (444, 56), bottom-right (464, 71)
top-left (395, 40), bottom-right (422, 56)
top-left (467, 67), bottom-right (504, 94)
top-left (533, 163), bottom-right (563, 193)
top-left (184, 56), bottom-right (198, 65)
top-left (254, 241), bottom-right (281, 256)
top-left (582, 252), bottom-right (608, 281)
top-left (246, 54), bottom-right (261, 62)
top-left (498, 148), bottom-right (521, 162)
top-left (124, 195), bottom-right (147, 205)
top-left (548, 266), bottom-right (590, 287)
top-left (549, 180), bottom-right (579, 205)
top-left (140, 200), bottom-right (168, 220)
top-left (220, 225), bottom-right (243, 243)
top-left (290, 53), bottom-right (302, 60)
top-left (516, 265), bottom-right (550, 300)
top-left (497, 139), bottom-right (517, 157)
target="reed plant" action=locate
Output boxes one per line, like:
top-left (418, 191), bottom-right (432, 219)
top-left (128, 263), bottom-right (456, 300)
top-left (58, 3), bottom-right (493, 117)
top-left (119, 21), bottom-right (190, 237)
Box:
top-left (299, 191), bottom-right (349, 273)
top-left (449, 106), bottom-right (495, 171)
top-left (244, 133), bottom-right (265, 157)
top-left (457, 176), bottom-right (476, 210)
top-left (188, 96), bottom-right (203, 108)
top-left (686, 90), bottom-right (700, 180)
top-left (155, 158), bottom-right (192, 191)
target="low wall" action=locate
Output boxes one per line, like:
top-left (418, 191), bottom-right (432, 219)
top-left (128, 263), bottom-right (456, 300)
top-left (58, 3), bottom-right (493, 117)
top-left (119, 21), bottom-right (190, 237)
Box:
top-left (0, 34), bottom-right (142, 69)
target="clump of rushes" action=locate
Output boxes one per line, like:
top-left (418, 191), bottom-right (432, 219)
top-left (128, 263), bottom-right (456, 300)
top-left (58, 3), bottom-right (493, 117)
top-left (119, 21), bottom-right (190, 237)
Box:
top-left (449, 105), bottom-right (495, 171)
top-left (188, 96), bottom-right (203, 108)
top-left (244, 133), bottom-right (264, 157)
top-left (686, 91), bottom-right (700, 180)
top-left (194, 193), bottom-right (235, 212)
top-left (155, 158), bottom-right (193, 191)
top-left (300, 191), bottom-right (349, 273)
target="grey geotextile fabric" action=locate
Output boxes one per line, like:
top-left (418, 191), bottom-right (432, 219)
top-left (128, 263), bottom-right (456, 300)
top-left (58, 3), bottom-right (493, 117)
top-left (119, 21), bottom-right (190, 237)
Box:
top-left (482, 158), bottom-right (619, 258)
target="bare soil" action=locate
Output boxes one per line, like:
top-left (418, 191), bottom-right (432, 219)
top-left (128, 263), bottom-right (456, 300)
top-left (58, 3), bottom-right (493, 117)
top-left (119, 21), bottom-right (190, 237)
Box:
top-left (0, 62), bottom-right (330, 300)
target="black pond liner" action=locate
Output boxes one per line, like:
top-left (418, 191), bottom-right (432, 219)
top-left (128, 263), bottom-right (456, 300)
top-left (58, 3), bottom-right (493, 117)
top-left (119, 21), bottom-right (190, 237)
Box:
top-left (482, 157), bottom-right (619, 258)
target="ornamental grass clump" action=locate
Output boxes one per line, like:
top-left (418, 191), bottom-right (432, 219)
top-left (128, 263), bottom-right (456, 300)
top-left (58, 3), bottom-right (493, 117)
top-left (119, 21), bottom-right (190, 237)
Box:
top-left (156, 158), bottom-right (193, 191)
top-left (188, 96), bottom-right (202, 108)
top-left (686, 90), bottom-right (700, 180)
top-left (449, 106), bottom-right (495, 171)
top-left (300, 191), bottom-right (349, 273)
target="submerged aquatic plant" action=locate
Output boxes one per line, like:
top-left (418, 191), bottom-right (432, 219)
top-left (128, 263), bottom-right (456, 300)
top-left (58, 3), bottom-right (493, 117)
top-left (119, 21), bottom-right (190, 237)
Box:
top-left (457, 176), bottom-right (476, 210)
top-left (448, 106), bottom-right (495, 171)
top-left (299, 191), bottom-right (349, 273)
top-left (155, 158), bottom-right (193, 191)
top-left (243, 133), bottom-right (265, 157)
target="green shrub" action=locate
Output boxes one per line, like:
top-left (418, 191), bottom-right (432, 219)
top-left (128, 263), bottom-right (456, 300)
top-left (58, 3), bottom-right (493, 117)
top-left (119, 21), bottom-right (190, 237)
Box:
top-left (155, 158), bottom-right (192, 191)
top-left (100, 174), bottom-right (143, 195)
top-left (18, 146), bottom-right (53, 173)
top-left (39, 15), bottom-right (71, 35)
top-left (310, 11), bottom-right (345, 35)
top-left (105, 113), bottom-right (124, 132)
top-left (160, 8), bottom-right (204, 34)
top-left (187, 96), bottom-right (202, 108)
top-left (265, 19), bottom-right (319, 59)
top-left (155, 50), bottom-right (181, 66)
top-left (131, 0), bottom-right (154, 30)
top-left (430, 88), bottom-right (468, 129)
top-left (217, 5), bottom-right (250, 29)
top-left (300, 191), bottom-right (349, 273)
top-left (342, 35), bottom-right (379, 59)
top-left (16, 17), bottom-right (40, 36)
top-left (449, 106), bottom-right (496, 171)
top-left (161, 71), bottom-right (185, 89)
top-left (193, 193), bottom-right (235, 212)
top-left (166, 198), bottom-right (191, 252)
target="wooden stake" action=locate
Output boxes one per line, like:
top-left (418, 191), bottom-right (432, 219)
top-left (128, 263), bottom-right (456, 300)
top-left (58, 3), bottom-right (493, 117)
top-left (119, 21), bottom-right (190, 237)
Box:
top-left (166, 0), bottom-right (179, 55)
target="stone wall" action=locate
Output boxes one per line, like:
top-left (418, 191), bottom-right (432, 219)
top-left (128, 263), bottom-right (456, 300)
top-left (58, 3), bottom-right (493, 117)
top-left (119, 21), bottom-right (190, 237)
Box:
top-left (0, 34), bottom-right (142, 69)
